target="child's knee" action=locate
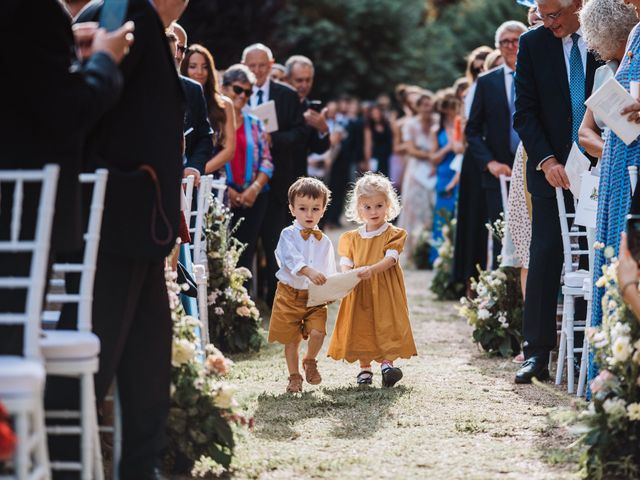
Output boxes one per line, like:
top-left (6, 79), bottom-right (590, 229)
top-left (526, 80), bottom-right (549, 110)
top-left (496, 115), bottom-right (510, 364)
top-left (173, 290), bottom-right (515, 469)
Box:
top-left (308, 329), bottom-right (325, 341)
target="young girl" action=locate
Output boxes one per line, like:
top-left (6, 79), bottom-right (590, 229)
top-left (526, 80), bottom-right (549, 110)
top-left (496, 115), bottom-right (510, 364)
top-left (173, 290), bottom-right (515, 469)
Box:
top-left (327, 173), bottom-right (417, 387)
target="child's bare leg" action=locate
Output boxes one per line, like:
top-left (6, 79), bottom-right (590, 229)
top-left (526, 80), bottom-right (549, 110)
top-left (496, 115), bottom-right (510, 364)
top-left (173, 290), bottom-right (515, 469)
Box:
top-left (303, 329), bottom-right (325, 361)
top-left (285, 340), bottom-right (301, 375)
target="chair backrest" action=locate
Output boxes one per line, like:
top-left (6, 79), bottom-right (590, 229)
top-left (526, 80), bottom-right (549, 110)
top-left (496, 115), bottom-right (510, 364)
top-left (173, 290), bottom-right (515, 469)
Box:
top-left (555, 187), bottom-right (589, 276)
top-left (181, 175), bottom-right (195, 222)
top-left (46, 170), bottom-right (109, 332)
top-left (190, 175), bottom-right (227, 265)
top-left (499, 175), bottom-right (511, 216)
top-left (0, 165), bottom-right (60, 359)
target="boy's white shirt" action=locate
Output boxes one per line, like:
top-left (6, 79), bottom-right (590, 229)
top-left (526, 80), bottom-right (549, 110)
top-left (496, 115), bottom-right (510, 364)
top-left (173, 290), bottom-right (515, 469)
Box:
top-left (275, 220), bottom-right (337, 290)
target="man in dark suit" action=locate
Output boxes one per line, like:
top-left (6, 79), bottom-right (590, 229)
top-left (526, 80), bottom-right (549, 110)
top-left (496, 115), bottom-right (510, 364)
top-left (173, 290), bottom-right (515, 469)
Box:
top-left (167, 27), bottom-right (213, 178)
top-left (466, 21), bottom-right (527, 266)
top-left (242, 43), bottom-right (307, 304)
top-left (284, 55), bottom-right (330, 180)
top-left (0, 0), bottom-right (131, 353)
top-left (513, 0), bottom-right (599, 384)
top-left (65, 0), bottom-right (188, 478)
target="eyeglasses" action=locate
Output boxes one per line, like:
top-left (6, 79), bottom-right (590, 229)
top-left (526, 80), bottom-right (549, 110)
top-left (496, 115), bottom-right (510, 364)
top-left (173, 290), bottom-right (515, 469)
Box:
top-left (535, 6), bottom-right (566, 22)
top-left (176, 44), bottom-right (187, 54)
top-left (499, 39), bottom-right (519, 48)
top-left (232, 85), bottom-right (253, 97)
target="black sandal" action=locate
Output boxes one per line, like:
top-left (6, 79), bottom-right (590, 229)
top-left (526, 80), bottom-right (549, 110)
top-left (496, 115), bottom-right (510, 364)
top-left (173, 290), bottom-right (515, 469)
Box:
top-left (382, 367), bottom-right (403, 388)
top-left (356, 370), bottom-right (373, 385)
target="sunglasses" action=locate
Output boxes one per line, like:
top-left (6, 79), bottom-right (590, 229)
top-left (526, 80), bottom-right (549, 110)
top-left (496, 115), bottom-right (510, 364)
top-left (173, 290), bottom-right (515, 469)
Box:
top-left (232, 85), bottom-right (253, 97)
top-left (176, 44), bottom-right (187, 54)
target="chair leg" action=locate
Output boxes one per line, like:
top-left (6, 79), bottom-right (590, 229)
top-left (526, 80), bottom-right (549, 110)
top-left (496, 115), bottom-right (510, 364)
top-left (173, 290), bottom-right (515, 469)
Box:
top-left (80, 373), bottom-right (94, 480)
top-left (88, 374), bottom-right (105, 480)
top-left (33, 399), bottom-right (51, 480)
top-left (15, 410), bottom-right (29, 480)
top-left (566, 296), bottom-right (576, 394)
top-left (577, 299), bottom-right (592, 397)
top-left (113, 384), bottom-right (122, 480)
top-left (555, 296), bottom-right (569, 385)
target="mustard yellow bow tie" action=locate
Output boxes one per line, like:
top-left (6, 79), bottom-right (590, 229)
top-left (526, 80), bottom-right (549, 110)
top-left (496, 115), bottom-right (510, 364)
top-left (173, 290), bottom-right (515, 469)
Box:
top-left (300, 228), bottom-right (323, 241)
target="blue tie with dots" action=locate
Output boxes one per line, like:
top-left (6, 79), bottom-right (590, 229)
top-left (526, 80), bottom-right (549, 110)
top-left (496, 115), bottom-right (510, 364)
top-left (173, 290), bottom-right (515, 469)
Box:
top-left (569, 33), bottom-right (585, 145)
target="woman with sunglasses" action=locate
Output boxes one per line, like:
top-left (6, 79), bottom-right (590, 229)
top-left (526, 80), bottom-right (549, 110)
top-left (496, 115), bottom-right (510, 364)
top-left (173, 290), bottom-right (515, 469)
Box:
top-left (220, 64), bottom-right (274, 274)
top-left (179, 44), bottom-right (236, 174)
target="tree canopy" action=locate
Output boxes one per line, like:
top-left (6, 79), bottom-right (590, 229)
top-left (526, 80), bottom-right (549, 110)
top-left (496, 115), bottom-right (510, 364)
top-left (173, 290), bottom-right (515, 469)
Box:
top-left (180, 0), bottom-right (527, 100)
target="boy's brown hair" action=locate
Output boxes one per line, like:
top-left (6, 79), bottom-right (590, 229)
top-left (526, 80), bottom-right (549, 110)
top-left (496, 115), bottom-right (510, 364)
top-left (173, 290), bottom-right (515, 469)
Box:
top-left (288, 177), bottom-right (331, 208)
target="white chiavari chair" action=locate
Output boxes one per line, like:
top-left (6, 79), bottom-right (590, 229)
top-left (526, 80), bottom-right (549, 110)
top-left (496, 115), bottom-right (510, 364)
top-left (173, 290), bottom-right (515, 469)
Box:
top-left (554, 187), bottom-right (590, 394)
top-left (0, 165), bottom-right (59, 480)
top-left (41, 170), bottom-right (108, 480)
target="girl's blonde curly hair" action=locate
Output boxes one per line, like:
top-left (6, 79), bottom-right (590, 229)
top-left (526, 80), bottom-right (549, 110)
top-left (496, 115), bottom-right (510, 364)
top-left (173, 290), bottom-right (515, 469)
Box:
top-left (344, 172), bottom-right (402, 224)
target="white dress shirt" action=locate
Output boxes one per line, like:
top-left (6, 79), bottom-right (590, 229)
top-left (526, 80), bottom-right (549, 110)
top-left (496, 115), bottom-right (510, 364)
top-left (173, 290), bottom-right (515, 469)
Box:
top-left (250, 79), bottom-right (271, 108)
top-left (275, 220), bottom-right (337, 290)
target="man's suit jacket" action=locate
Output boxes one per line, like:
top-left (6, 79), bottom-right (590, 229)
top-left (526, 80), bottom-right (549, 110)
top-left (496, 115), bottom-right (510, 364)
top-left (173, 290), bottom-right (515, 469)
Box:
top-left (267, 80), bottom-right (307, 204)
top-left (0, 0), bottom-right (122, 253)
top-left (514, 25), bottom-right (600, 198)
top-left (78, 0), bottom-right (185, 260)
top-left (181, 76), bottom-right (213, 174)
top-left (465, 66), bottom-right (514, 190)
top-left (290, 99), bottom-right (331, 181)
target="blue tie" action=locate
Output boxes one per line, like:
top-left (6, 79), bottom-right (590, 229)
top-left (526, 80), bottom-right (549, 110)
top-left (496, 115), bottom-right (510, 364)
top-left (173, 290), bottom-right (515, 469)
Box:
top-left (509, 71), bottom-right (519, 154)
top-left (256, 89), bottom-right (264, 106)
top-left (569, 33), bottom-right (585, 145)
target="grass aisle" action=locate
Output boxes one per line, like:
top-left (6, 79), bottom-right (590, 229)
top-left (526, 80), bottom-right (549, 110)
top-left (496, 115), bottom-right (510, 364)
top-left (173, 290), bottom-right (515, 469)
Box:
top-left (225, 269), bottom-right (578, 479)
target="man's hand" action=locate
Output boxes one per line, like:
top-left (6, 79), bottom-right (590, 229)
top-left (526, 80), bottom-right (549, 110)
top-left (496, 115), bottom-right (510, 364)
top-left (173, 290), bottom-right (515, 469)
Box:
top-left (183, 168), bottom-right (201, 188)
top-left (487, 160), bottom-right (512, 178)
top-left (75, 21), bottom-right (135, 63)
top-left (541, 157), bottom-right (570, 189)
top-left (300, 266), bottom-right (327, 285)
top-left (304, 109), bottom-right (329, 134)
top-left (621, 101), bottom-right (640, 124)
top-left (618, 232), bottom-right (639, 290)
top-left (357, 266), bottom-right (373, 280)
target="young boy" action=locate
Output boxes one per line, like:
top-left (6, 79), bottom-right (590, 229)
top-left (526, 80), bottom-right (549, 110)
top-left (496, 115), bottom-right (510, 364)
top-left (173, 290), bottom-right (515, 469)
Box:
top-left (268, 177), bottom-right (336, 393)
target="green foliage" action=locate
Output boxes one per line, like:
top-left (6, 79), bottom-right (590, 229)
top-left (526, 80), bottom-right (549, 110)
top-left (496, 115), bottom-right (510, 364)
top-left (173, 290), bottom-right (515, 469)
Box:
top-left (180, 0), bottom-right (527, 99)
top-left (205, 197), bottom-right (265, 354)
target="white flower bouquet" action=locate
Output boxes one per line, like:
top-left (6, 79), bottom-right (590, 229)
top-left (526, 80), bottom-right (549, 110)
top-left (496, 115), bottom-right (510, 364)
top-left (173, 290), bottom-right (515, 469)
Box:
top-left (565, 257), bottom-right (640, 479)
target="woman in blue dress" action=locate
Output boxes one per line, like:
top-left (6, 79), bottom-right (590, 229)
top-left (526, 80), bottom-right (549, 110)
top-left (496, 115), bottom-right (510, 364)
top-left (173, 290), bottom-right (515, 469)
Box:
top-left (590, 22), bottom-right (640, 383)
top-left (429, 91), bottom-right (463, 264)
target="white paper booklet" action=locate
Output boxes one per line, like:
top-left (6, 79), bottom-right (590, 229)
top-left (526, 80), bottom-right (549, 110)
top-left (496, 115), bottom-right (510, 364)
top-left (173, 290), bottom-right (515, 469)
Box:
top-left (574, 171), bottom-right (600, 229)
top-left (565, 142), bottom-right (591, 198)
top-left (306, 269), bottom-right (362, 307)
top-left (251, 100), bottom-right (279, 133)
top-left (585, 77), bottom-right (640, 146)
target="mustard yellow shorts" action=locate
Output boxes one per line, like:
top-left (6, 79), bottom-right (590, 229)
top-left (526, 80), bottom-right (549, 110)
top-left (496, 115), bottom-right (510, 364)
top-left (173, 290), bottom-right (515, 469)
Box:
top-left (268, 282), bottom-right (327, 344)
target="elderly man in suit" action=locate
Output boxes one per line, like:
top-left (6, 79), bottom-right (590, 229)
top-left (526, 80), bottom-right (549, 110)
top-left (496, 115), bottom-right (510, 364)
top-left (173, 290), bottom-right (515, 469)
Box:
top-left (466, 20), bottom-right (527, 266)
top-left (284, 55), bottom-right (330, 181)
top-left (513, 0), bottom-right (600, 384)
top-left (242, 43), bottom-right (307, 304)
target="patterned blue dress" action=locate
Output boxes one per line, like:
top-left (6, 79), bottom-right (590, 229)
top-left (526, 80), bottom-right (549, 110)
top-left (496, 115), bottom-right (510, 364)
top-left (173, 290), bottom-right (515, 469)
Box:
top-left (590, 26), bottom-right (640, 383)
top-left (430, 128), bottom-right (459, 263)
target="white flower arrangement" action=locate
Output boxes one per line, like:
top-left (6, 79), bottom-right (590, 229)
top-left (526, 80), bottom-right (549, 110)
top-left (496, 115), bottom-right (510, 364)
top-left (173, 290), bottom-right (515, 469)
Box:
top-left (564, 253), bottom-right (640, 478)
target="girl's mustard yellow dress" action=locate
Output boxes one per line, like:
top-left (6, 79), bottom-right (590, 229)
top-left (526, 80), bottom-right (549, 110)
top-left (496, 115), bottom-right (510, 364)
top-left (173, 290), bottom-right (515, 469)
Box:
top-left (327, 223), bottom-right (418, 364)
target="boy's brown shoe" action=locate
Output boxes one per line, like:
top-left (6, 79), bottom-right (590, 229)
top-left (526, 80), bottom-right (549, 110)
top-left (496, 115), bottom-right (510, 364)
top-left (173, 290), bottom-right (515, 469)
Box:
top-left (286, 373), bottom-right (303, 393)
top-left (303, 359), bottom-right (322, 385)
